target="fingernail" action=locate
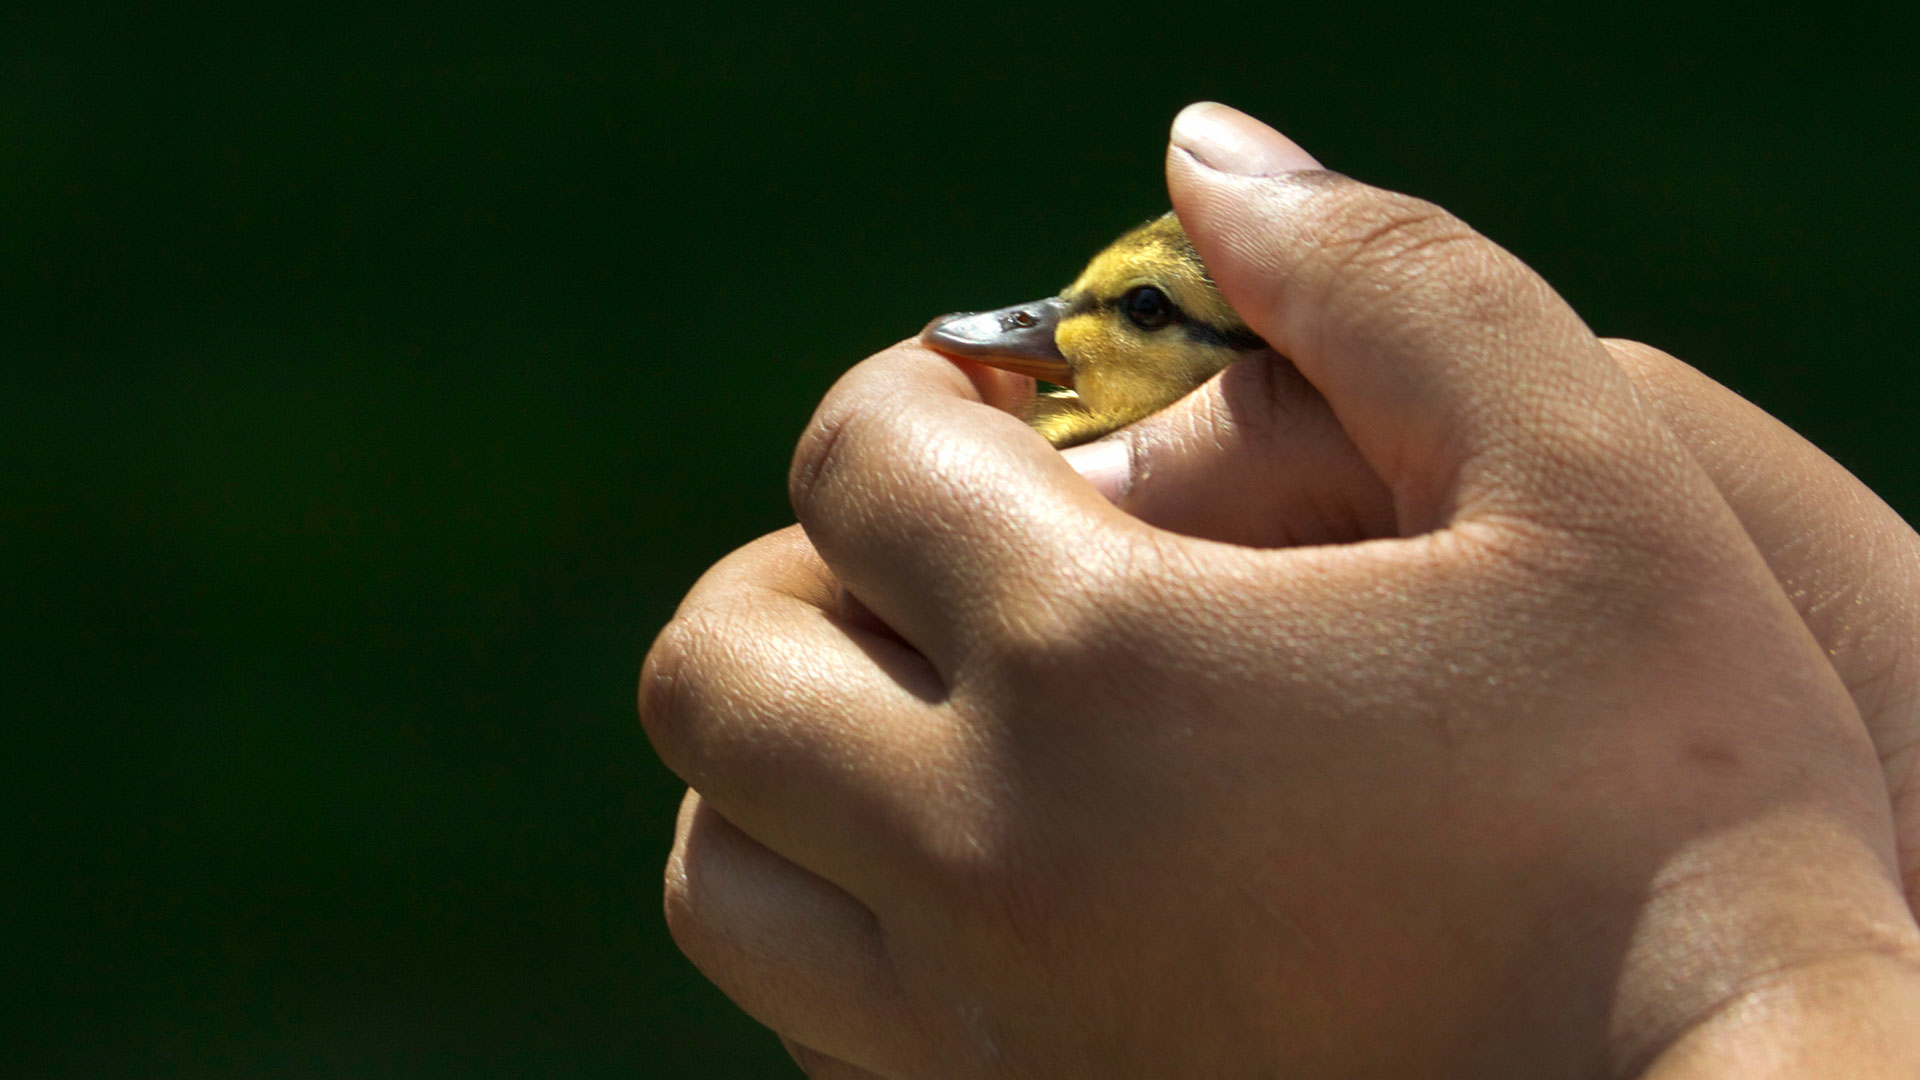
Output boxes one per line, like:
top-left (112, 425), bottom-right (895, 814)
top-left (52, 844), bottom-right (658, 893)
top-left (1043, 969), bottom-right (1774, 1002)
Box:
top-left (1061, 437), bottom-right (1133, 505)
top-left (1170, 102), bottom-right (1321, 177)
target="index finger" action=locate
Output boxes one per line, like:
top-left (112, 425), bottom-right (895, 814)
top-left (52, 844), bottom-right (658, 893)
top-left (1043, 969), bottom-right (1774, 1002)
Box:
top-left (789, 341), bottom-right (1132, 678)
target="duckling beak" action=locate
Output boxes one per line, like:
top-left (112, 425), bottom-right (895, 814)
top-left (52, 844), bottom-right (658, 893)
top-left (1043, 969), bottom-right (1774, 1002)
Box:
top-left (920, 297), bottom-right (1074, 387)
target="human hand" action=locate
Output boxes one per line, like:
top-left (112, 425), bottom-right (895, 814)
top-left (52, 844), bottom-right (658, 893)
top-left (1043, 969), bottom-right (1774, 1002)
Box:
top-left (643, 105), bottom-right (1920, 1076)
top-left (1055, 128), bottom-right (1920, 923)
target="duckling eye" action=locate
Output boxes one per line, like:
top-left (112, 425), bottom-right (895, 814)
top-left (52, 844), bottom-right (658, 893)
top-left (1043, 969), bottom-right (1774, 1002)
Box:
top-left (1122, 285), bottom-right (1174, 330)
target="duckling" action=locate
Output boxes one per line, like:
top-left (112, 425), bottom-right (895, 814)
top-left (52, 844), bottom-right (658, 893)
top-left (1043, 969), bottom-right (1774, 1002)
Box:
top-left (921, 212), bottom-right (1268, 448)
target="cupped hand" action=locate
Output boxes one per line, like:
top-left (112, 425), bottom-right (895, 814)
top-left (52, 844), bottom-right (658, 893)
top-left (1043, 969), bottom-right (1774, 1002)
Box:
top-left (642, 104), bottom-right (1920, 1077)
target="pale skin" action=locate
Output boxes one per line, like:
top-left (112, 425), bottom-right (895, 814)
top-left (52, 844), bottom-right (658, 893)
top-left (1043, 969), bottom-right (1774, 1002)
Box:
top-left (641, 104), bottom-right (1920, 1076)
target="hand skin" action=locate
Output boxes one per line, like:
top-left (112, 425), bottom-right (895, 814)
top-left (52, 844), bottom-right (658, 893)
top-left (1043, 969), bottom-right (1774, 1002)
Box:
top-left (641, 104), bottom-right (1920, 1077)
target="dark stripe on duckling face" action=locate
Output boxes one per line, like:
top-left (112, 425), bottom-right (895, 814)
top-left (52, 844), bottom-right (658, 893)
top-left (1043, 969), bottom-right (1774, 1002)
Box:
top-left (1184, 321), bottom-right (1267, 351)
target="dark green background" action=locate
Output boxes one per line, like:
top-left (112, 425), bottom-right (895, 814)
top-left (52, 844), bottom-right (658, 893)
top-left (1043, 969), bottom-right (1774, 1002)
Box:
top-left (6, 4), bottom-right (1913, 1077)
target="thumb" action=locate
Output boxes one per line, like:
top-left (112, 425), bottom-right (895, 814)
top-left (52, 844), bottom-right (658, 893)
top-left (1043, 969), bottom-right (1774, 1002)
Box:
top-left (1164, 102), bottom-right (1685, 538)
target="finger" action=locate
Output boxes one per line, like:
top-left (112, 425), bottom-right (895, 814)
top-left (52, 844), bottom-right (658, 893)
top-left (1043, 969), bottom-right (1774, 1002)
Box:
top-left (789, 340), bottom-right (1127, 675)
top-left (1166, 103), bottom-right (1700, 542)
top-left (665, 793), bottom-right (922, 1075)
top-left (641, 526), bottom-right (961, 899)
top-left (1061, 348), bottom-right (1395, 548)
top-left (1604, 339), bottom-right (1920, 741)
top-left (1605, 338), bottom-right (1920, 906)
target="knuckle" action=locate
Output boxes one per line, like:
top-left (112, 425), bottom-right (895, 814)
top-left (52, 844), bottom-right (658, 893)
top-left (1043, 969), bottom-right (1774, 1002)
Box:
top-left (789, 351), bottom-right (988, 534)
top-left (637, 617), bottom-right (698, 767)
top-left (660, 829), bottom-right (726, 976)
top-left (788, 392), bottom-right (856, 523)
top-left (660, 842), bottom-right (697, 941)
top-left (788, 362), bottom-right (922, 528)
top-left (638, 606), bottom-right (747, 782)
top-left (789, 388), bottom-right (921, 533)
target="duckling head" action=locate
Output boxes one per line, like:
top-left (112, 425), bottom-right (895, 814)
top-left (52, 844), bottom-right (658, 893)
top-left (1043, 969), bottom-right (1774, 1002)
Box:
top-left (921, 212), bottom-right (1268, 447)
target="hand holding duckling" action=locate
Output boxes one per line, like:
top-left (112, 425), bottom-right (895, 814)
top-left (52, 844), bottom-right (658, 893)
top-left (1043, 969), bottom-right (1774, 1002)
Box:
top-left (645, 104), bottom-right (1920, 1077)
